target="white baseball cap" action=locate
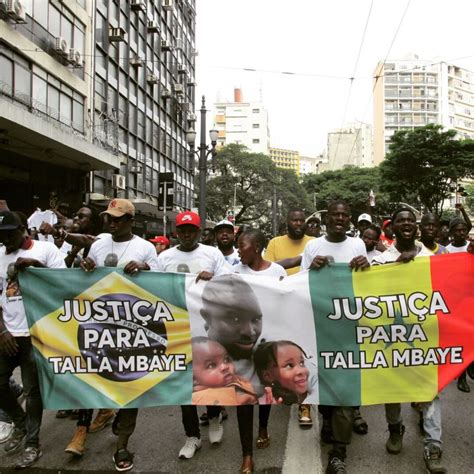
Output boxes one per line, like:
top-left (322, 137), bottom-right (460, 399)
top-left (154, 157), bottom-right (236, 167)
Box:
top-left (357, 213), bottom-right (372, 223)
top-left (214, 219), bottom-right (234, 231)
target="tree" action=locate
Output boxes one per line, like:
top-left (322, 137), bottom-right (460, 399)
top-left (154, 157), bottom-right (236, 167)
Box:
top-left (203, 144), bottom-right (310, 227)
top-left (465, 182), bottom-right (474, 214)
top-left (302, 166), bottom-right (391, 220)
top-left (379, 124), bottom-right (474, 216)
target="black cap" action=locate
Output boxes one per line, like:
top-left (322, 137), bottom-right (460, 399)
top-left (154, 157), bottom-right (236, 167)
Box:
top-left (0, 211), bottom-right (22, 231)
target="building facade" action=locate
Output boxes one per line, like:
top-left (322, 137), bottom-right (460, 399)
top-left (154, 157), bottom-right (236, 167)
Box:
top-left (299, 153), bottom-right (328, 175)
top-left (373, 55), bottom-right (474, 165)
top-left (327, 122), bottom-right (373, 170)
top-left (0, 0), bottom-right (196, 234)
top-left (270, 147), bottom-right (300, 175)
top-left (214, 88), bottom-right (270, 154)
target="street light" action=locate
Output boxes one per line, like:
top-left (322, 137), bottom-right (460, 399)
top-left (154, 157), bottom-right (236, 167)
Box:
top-left (186, 96), bottom-right (218, 225)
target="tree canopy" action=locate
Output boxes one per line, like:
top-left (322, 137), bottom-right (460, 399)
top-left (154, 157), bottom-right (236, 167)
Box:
top-left (302, 166), bottom-right (391, 220)
top-left (379, 124), bottom-right (474, 216)
top-left (203, 144), bottom-right (311, 226)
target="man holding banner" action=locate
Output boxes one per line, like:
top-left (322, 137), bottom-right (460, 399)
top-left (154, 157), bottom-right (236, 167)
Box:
top-left (78, 199), bottom-right (158, 472)
top-left (373, 208), bottom-right (446, 473)
top-left (0, 210), bottom-right (66, 469)
top-left (301, 200), bottom-right (369, 474)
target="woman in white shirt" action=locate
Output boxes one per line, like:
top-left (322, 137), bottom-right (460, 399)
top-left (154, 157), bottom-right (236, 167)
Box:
top-left (234, 230), bottom-right (285, 474)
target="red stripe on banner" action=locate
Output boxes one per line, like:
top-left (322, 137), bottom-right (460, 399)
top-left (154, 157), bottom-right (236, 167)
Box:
top-left (430, 253), bottom-right (474, 391)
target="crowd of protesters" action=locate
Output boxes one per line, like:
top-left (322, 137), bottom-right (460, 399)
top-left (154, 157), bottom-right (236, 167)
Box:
top-left (0, 196), bottom-right (473, 473)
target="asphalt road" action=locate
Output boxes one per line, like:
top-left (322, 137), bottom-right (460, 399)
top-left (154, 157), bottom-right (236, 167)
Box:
top-left (0, 380), bottom-right (472, 473)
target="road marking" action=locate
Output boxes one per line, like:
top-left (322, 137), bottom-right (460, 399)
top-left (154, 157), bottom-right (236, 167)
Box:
top-left (282, 405), bottom-right (323, 474)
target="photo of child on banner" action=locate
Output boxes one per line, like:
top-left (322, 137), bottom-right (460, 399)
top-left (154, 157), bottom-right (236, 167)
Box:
top-left (187, 273), bottom-right (319, 405)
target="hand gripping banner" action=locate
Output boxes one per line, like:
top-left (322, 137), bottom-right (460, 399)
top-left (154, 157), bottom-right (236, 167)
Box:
top-left (19, 253), bottom-right (474, 409)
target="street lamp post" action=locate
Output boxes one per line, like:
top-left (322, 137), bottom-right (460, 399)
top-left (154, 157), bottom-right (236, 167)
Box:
top-left (186, 96), bottom-right (218, 225)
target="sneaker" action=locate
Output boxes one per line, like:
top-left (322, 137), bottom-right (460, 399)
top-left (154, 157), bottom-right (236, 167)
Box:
top-left (65, 426), bottom-right (87, 456)
top-left (55, 410), bottom-right (71, 419)
top-left (326, 455), bottom-right (346, 474)
top-left (179, 436), bottom-right (202, 459)
top-left (3, 427), bottom-right (26, 454)
top-left (386, 423), bottom-right (405, 454)
top-left (298, 404), bottom-right (312, 427)
top-left (14, 446), bottom-right (42, 469)
top-left (208, 413), bottom-right (223, 444)
top-left (199, 411), bottom-right (209, 426)
top-left (0, 422), bottom-right (14, 444)
top-left (423, 444), bottom-right (447, 474)
top-left (89, 409), bottom-right (115, 433)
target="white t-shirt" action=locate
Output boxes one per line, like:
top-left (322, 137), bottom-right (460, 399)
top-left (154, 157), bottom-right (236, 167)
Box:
top-left (367, 248), bottom-right (382, 263)
top-left (28, 209), bottom-right (57, 243)
top-left (446, 242), bottom-right (468, 253)
top-left (372, 241), bottom-right (432, 265)
top-left (0, 240), bottom-right (66, 335)
top-left (234, 261), bottom-right (287, 278)
top-left (301, 236), bottom-right (367, 270)
top-left (87, 234), bottom-right (159, 269)
top-left (223, 248), bottom-right (240, 266)
top-left (157, 244), bottom-right (228, 275)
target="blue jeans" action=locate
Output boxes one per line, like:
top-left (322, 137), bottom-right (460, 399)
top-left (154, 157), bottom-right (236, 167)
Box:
top-left (385, 397), bottom-right (442, 448)
top-left (0, 337), bottom-right (43, 448)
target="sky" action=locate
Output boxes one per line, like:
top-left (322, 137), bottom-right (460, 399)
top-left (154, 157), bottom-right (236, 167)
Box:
top-left (195, 0), bottom-right (474, 156)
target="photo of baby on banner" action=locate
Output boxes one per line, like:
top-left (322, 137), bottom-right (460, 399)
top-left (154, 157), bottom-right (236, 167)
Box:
top-left (187, 273), bottom-right (319, 405)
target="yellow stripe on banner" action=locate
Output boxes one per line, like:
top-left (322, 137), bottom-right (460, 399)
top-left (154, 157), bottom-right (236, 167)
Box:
top-left (352, 259), bottom-right (438, 405)
top-left (29, 272), bottom-right (191, 406)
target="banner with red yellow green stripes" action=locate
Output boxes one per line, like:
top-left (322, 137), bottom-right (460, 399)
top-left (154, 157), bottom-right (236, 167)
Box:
top-left (19, 253), bottom-right (473, 408)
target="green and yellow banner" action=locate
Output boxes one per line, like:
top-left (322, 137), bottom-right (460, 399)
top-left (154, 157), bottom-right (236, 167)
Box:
top-left (20, 253), bottom-right (473, 408)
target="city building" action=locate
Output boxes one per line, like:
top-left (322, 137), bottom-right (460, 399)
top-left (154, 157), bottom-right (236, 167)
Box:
top-left (214, 88), bottom-right (270, 154)
top-left (327, 122), bottom-right (373, 170)
top-left (270, 147), bottom-right (300, 175)
top-left (373, 54), bottom-right (474, 165)
top-left (300, 153), bottom-right (328, 175)
top-left (0, 0), bottom-right (196, 235)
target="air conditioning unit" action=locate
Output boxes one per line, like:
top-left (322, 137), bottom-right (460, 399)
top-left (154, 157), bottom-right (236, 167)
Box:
top-left (147, 74), bottom-right (159, 84)
top-left (187, 80), bottom-right (197, 87)
top-left (5, 0), bottom-right (26, 22)
top-left (191, 48), bottom-right (198, 56)
top-left (112, 174), bottom-right (126, 190)
top-left (68, 48), bottom-right (83, 67)
top-left (161, 40), bottom-right (173, 51)
top-left (187, 113), bottom-right (197, 122)
top-left (162, 0), bottom-right (174, 12)
top-left (130, 56), bottom-right (144, 67)
top-left (130, 0), bottom-right (145, 12)
top-left (180, 102), bottom-right (190, 111)
top-left (177, 63), bottom-right (187, 74)
top-left (130, 165), bottom-right (143, 174)
top-left (109, 26), bottom-right (126, 42)
top-left (147, 20), bottom-right (160, 33)
top-left (174, 83), bottom-right (184, 95)
top-left (55, 37), bottom-right (69, 56)
top-left (175, 38), bottom-right (185, 51)
top-left (161, 89), bottom-right (172, 99)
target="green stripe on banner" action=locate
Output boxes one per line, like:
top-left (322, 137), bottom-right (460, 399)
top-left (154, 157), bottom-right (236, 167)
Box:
top-left (309, 264), bottom-right (361, 406)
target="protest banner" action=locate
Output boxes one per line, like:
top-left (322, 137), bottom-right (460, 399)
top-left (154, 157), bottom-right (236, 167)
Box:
top-left (19, 253), bottom-right (473, 409)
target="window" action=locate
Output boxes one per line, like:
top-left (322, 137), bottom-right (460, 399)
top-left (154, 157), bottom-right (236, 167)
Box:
top-left (0, 55), bottom-right (13, 90)
top-left (252, 108), bottom-right (260, 113)
top-left (252, 123), bottom-right (260, 128)
top-left (14, 63), bottom-right (31, 98)
top-left (252, 139), bottom-right (260, 144)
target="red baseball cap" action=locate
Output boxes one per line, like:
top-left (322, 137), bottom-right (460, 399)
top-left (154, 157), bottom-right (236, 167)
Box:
top-left (176, 211), bottom-right (201, 228)
top-left (149, 235), bottom-right (170, 246)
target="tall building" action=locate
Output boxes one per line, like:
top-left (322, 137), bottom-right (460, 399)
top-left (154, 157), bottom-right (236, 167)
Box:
top-left (327, 122), bottom-right (373, 170)
top-left (373, 55), bottom-right (474, 165)
top-left (270, 147), bottom-right (300, 175)
top-left (214, 88), bottom-right (270, 154)
top-left (300, 153), bottom-right (328, 175)
top-left (0, 0), bottom-right (196, 234)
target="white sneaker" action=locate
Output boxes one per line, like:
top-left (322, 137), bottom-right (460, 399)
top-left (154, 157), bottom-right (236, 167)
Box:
top-left (208, 413), bottom-right (223, 444)
top-left (0, 422), bottom-right (14, 444)
top-left (179, 436), bottom-right (202, 459)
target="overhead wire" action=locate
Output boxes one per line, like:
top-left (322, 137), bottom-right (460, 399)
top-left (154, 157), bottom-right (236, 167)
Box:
top-left (347, 0), bottom-right (412, 165)
top-left (333, 0), bottom-right (374, 166)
